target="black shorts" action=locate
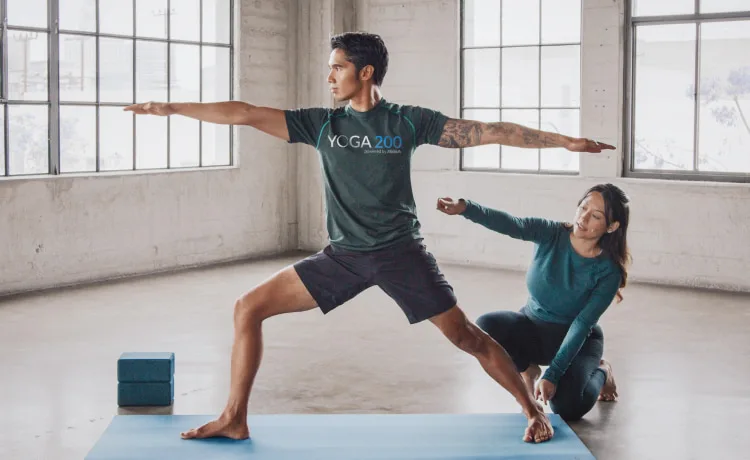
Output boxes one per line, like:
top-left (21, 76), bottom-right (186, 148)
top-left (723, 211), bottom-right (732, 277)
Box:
top-left (293, 238), bottom-right (457, 324)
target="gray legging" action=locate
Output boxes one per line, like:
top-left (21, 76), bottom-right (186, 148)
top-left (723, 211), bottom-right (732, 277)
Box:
top-left (476, 307), bottom-right (606, 421)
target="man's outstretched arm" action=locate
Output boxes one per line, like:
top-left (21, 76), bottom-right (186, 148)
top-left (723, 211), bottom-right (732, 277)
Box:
top-left (436, 118), bottom-right (615, 152)
top-left (124, 101), bottom-right (289, 141)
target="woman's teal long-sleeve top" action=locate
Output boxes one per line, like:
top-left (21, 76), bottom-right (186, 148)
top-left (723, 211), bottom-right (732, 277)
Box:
top-left (461, 200), bottom-right (622, 385)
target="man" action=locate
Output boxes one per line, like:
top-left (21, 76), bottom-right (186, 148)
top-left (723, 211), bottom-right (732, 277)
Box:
top-left (125, 32), bottom-right (613, 444)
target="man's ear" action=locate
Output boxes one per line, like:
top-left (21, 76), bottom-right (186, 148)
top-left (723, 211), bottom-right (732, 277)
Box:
top-left (359, 64), bottom-right (374, 81)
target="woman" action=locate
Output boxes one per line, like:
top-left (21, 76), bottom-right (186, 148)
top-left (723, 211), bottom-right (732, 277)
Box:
top-left (436, 184), bottom-right (630, 421)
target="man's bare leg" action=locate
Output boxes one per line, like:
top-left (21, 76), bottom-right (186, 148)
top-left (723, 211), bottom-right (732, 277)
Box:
top-left (430, 306), bottom-right (554, 444)
top-left (521, 364), bottom-right (541, 397)
top-left (181, 266), bottom-right (318, 440)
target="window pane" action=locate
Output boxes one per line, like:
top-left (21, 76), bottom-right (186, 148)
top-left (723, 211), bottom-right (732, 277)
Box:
top-left (461, 109), bottom-right (500, 169)
top-left (502, 47), bottom-right (538, 107)
top-left (462, 49), bottom-right (500, 107)
top-left (0, 107), bottom-right (5, 176)
top-left (202, 123), bottom-right (230, 166)
top-left (8, 31), bottom-right (48, 101)
top-left (100, 108), bottom-right (134, 171)
top-left (171, 0), bottom-right (200, 42)
top-left (540, 109), bottom-right (579, 171)
top-left (701, 0), bottom-right (750, 13)
top-left (697, 21), bottom-right (750, 173)
top-left (633, 24), bottom-right (696, 171)
top-left (59, 35), bottom-right (96, 102)
top-left (100, 39), bottom-right (134, 103)
top-left (171, 44), bottom-right (200, 102)
top-left (136, 41), bottom-right (168, 102)
top-left (136, 116), bottom-right (167, 169)
top-left (136, 0), bottom-right (168, 39)
top-left (202, 46), bottom-right (231, 102)
top-left (463, 0), bottom-right (501, 47)
top-left (170, 117), bottom-right (200, 167)
top-left (203, 0), bottom-right (231, 44)
top-left (541, 0), bottom-right (580, 44)
top-left (60, 0), bottom-right (96, 32)
top-left (7, 0), bottom-right (47, 28)
top-left (632, 0), bottom-right (694, 16)
top-left (60, 106), bottom-right (96, 173)
top-left (101, 0), bottom-right (134, 36)
top-left (502, 0), bottom-right (539, 46)
top-left (501, 109), bottom-right (539, 170)
top-left (541, 45), bottom-right (580, 107)
top-left (8, 105), bottom-right (48, 175)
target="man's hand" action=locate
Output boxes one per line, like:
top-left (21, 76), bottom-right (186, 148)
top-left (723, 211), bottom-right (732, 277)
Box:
top-left (124, 102), bottom-right (175, 116)
top-left (535, 379), bottom-right (557, 405)
top-left (566, 138), bottom-right (616, 153)
top-left (436, 197), bottom-right (467, 215)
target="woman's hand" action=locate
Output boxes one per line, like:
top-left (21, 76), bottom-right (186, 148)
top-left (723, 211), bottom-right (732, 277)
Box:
top-left (436, 197), bottom-right (467, 215)
top-left (535, 379), bottom-right (557, 405)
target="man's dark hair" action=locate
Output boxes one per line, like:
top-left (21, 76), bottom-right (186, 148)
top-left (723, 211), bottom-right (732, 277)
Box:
top-left (330, 32), bottom-right (389, 86)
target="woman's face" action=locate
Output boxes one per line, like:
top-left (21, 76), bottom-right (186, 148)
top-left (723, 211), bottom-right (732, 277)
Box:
top-left (573, 191), bottom-right (610, 240)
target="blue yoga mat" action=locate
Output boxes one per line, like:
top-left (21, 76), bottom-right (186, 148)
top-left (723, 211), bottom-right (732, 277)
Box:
top-left (85, 413), bottom-right (594, 459)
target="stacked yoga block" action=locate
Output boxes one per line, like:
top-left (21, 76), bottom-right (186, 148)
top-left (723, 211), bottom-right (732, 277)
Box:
top-left (117, 352), bottom-right (175, 406)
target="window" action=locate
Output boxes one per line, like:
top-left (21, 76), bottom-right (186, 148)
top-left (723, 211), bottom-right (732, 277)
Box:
top-left (627, 1), bottom-right (750, 181)
top-left (0, 0), bottom-right (233, 178)
top-left (460, 0), bottom-right (582, 174)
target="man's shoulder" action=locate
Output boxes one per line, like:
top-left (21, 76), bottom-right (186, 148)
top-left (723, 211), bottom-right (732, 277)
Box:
top-left (382, 100), bottom-right (438, 115)
top-left (285, 106), bottom-right (340, 117)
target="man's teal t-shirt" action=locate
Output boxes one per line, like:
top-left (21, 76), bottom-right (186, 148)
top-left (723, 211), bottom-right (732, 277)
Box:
top-left (285, 98), bottom-right (448, 251)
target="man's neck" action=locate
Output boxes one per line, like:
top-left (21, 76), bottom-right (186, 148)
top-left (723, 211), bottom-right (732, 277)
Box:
top-left (348, 87), bottom-right (382, 112)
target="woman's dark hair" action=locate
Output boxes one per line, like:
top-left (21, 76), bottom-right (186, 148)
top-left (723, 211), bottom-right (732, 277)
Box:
top-left (580, 183), bottom-right (632, 303)
top-left (330, 32), bottom-right (389, 86)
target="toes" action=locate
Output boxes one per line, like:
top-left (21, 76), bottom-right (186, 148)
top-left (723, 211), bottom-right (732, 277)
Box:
top-left (182, 424), bottom-right (211, 439)
top-left (523, 428), bottom-right (533, 443)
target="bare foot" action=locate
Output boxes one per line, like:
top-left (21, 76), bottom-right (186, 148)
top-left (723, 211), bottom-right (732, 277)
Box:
top-left (523, 409), bottom-right (554, 443)
top-left (521, 364), bottom-right (541, 397)
top-left (598, 359), bottom-right (618, 402)
top-left (180, 414), bottom-right (250, 440)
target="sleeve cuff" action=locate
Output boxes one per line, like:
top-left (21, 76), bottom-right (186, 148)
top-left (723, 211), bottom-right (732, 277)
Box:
top-left (429, 112), bottom-right (449, 145)
top-left (283, 110), bottom-right (298, 144)
top-left (542, 367), bottom-right (563, 386)
top-left (460, 199), bottom-right (480, 220)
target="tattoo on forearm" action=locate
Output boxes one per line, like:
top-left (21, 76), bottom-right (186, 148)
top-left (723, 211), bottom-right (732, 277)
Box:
top-left (438, 119), bottom-right (565, 149)
top-left (518, 126), bottom-right (560, 148)
top-left (438, 119), bottom-right (483, 148)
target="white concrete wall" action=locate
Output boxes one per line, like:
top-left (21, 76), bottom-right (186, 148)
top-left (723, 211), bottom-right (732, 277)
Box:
top-left (351, 0), bottom-right (750, 292)
top-left (295, 0), bottom-right (335, 251)
top-left (0, 0), bottom-right (299, 296)
top-left (4, 0), bottom-right (749, 296)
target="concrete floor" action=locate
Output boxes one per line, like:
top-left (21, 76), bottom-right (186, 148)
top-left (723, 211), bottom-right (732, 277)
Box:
top-left (1, 253), bottom-right (749, 460)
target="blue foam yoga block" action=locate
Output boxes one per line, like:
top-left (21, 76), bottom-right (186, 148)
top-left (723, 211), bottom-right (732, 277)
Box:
top-left (117, 352), bottom-right (175, 383)
top-left (85, 413), bottom-right (595, 459)
top-left (117, 380), bottom-right (174, 406)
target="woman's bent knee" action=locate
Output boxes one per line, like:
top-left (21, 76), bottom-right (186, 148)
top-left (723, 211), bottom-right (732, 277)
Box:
top-left (475, 313), bottom-right (494, 333)
top-left (550, 397), bottom-right (589, 422)
top-left (553, 407), bottom-right (585, 422)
